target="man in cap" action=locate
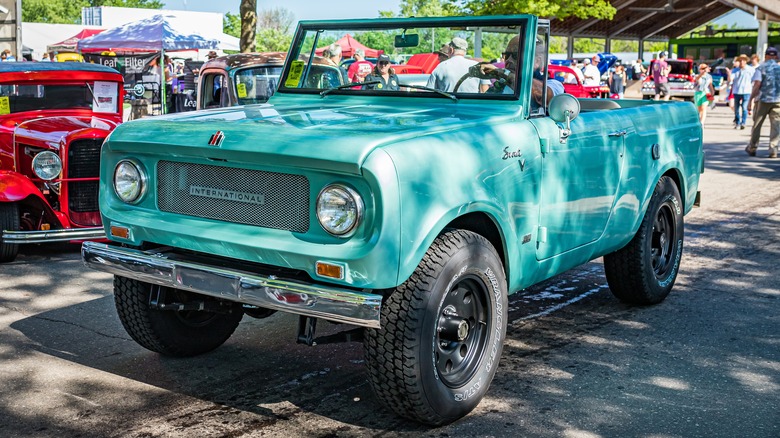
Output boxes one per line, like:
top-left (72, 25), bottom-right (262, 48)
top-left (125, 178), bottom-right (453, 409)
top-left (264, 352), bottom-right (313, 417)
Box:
top-left (207, 51), bottom-right (218, 60)
top-left (426, 37), bottom-right (480, 93)
top-left (746, 47), bottom-right (780, 158)
top-left (582, 55), bottom-right (601, 86)
top-left (347, 48), bottom-right (373, 86)
top-left (652, 51), bottom-right (671, 101)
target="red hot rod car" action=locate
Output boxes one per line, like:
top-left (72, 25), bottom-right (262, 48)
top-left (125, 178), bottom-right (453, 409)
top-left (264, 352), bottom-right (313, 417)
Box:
top-left (0, 62), bottom-right (123, 262)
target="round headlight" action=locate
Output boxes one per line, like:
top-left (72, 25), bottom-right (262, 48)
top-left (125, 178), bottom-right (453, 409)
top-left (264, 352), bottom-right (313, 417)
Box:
top-left (113, 160), bottom-right (145, 203)
top-left (31, 151), bottom-right (62, 181)
top-left (316, 184), bottom-right (362, 236)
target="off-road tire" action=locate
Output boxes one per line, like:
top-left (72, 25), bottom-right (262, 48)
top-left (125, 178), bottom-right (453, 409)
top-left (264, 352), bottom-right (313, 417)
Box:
top-left (114, 276), bottom-right (243, 357)
top-left (604, 176), bottom-right (684, 305)
top-left (364, 229), bottom-right (507, 426)
top-left (0, 202), bottom-right (20, 263)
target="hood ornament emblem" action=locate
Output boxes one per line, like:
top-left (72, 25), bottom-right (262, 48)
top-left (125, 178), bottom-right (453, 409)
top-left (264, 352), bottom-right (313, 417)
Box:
top-left (208, 131), bottom-right (225, 146)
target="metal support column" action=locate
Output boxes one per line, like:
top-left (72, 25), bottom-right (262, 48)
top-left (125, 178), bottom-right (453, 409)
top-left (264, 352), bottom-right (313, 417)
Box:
top-left (638, 38), bottom-right (645, 61)
top-left (757, 18), bottom-right (768, 58)
top-left (567, 35), bottom-right (574, 59)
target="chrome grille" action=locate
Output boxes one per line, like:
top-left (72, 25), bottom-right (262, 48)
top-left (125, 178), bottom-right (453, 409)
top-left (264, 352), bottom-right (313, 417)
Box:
top-left (67, 139), bottom-right (103, 212)
top-left (157, 161), bottom-right (310, 233)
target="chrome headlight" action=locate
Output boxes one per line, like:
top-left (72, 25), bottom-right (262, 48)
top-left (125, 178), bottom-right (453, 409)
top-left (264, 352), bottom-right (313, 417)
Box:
top-left (113, 160), bottom-right (146, 203)
top-left (31, 151), bottom-right (62, 181)
top-left (316, 184), bottom-right (363, 236)
top-left (642, 82), bottom-right (654, 89)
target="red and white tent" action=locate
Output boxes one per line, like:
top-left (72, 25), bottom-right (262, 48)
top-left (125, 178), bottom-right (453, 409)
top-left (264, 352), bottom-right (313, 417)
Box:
top-left (316, 34), bottom-right (382, 58)
top-left (47, 29), bottom-right (105, 53)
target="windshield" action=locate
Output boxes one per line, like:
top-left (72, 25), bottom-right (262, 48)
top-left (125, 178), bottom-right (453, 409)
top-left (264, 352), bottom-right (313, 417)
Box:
top-left (280, 18), bottom-right (526, 99)
top-left (234, 65), bottom-right (283, 105)
top-left (0, 82), bottom-right (116, 114)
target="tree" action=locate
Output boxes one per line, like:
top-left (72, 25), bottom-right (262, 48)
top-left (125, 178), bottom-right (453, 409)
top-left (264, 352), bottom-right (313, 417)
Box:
top-left (381, 0), bottom-right (460, 17)
top-left (255, 29), bottom-right (292, 53)
top-left (258, 8), bottom-right (295, 33)
top-left (224, 12), bottom-right (241, 39)
top-left (22, 0), bottom-right (163, 24)
top-left (456, 0), bottom-right (617, 20)
top-left (240, 0), bottom-right (257, 53)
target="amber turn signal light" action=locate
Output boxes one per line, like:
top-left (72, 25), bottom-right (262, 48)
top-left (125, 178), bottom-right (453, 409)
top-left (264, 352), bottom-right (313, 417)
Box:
top-left (316, 262), bottom-right (344, 280)
top-left (110, 226), bottom-right (130, 239)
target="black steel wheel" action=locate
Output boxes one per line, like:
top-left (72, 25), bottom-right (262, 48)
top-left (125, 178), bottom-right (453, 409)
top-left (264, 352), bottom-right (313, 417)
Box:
top-left (364, 229), bottom-right (507, 426)
top-left (114, 276), bottom-right (243, 357)
top-left (0, 202), bottom-right (20, 263)
top-left (604, 176), bottom-right (684, 305)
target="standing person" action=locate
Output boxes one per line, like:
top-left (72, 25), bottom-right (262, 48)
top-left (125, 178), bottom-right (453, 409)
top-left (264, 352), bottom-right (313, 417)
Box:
top-left (323, 43), bottom-right (349, 85)
top-left (582, 55), bottom-right (601, 86)
top-left (608, 64), bottom-right (626, 98)
top-left (426, 37), bottom-right (479, 92)
top-left (745, 47), bottom-right (780, 158)
top-left (41, 53), bottom-right (51, 62)
top-left (436, 44), bottom-right (452, 63)
top-left (565, 59), bottom-right (584, 84)
top-left (363, 54), bottom-right (399, 91)
top-left (631, 59), bottom-right (646, 80)
top-left (750, 54), bottom-right (760, 68)
top-left (652, 51), bottom-right (671, 101)
top-left (693, 64), bottom-right (715, 124)
top-left (3, 49), bottom-right (16, 62)
top-left (731, 55), bottom-right (755, 130)
top-left (347, 48), bottom-right (373, 85)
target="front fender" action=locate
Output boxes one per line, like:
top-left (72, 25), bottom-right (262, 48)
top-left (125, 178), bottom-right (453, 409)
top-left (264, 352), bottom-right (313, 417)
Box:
top-left (0, 170), bottom-right (68, 227)
top-left (0, 170), bottom-right (46, 202)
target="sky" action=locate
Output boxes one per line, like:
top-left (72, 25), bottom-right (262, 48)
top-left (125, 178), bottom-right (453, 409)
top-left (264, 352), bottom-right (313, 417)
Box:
top-left (161, 0), bottom-right (402, 21)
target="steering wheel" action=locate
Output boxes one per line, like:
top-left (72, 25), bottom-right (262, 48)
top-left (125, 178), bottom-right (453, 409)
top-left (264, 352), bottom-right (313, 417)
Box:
top-left (453, 62), bottom-right (509, 92)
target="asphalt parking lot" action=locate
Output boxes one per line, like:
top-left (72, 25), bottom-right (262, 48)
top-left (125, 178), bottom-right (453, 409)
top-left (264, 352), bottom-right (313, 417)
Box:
top-left (0, 103), bottom-right (778, 437)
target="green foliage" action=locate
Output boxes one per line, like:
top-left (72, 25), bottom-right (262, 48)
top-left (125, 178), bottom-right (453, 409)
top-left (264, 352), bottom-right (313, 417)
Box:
top-left (574, 37), bottom-right (605, 54)
top-left (381, 0), bottom-right (460, 17)
top-left (456, 0), bottom-right (616, 20)
top-left (224, 12), bottom-right (241, 39)
top-left (22, 0), bottom-right (163, 24)
top-left (255, 28), bottom-right (293, 53)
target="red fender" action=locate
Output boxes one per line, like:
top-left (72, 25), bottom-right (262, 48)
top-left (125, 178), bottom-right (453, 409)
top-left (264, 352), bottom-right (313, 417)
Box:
top-left (0, 170), bottom-right (69, 227)
top-left (0, 170), bottom-right (46, 202)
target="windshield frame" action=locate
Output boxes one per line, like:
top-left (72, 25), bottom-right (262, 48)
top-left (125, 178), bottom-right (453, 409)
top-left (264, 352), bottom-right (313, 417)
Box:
top-left (277, 15), bottom-right (533, 101)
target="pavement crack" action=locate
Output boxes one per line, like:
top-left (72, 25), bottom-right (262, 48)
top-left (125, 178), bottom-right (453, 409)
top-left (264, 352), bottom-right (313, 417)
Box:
top-left (29, 314), bottom-right (130, 341)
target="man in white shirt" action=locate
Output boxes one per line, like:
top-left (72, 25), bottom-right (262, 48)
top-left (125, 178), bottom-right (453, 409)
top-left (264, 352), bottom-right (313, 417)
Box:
top-left (582, 55), bottom-right (601, 86)
top-left (426, 37), bottom-right (480, 93)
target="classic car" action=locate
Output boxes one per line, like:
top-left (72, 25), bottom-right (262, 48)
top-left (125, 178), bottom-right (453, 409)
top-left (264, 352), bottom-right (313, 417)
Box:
top-left (83, 15), bottom-right (703, 426)
top-left (548, 64), bottom-right (611, 98)
top-left (641, 58), bottom-right (696, 100)
top-left (198, 52), bottom-right (286, 109)
top-left (0, 62), bottom-right (123, 263)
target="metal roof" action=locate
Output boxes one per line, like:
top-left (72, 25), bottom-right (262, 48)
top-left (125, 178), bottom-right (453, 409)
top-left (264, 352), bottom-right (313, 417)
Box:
top-left (551, 0), bottom-right (780, 41)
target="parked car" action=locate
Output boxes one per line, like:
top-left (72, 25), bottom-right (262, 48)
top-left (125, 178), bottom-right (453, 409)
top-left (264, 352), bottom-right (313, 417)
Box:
top-left (641, 58), bottom-right (696, 100)
top-left (0, 62), bottom-right (123, 262)
top-left (84, 14), bottom-right (703, 426)
top-left (198, 52), bottom-right (286, 109)
top-left (548, 64), bottom-right (611, 98)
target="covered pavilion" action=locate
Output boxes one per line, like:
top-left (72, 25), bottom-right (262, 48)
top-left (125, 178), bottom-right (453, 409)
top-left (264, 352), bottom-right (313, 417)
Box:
top-left (550, 0), bottom-right (780, 59)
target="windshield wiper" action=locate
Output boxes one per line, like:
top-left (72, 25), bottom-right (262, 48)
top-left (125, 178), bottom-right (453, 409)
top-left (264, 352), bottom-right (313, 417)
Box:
top-left (320, 80), bottom-right (380, 97)
top-left (398, 84), bottom-right (458, 101)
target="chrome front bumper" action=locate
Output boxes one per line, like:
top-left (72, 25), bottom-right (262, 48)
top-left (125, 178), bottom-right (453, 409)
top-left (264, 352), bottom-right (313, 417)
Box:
top-left (82, 241), bottom-right (382, 328)
top-left (3, 227), bottom-right (106, 244)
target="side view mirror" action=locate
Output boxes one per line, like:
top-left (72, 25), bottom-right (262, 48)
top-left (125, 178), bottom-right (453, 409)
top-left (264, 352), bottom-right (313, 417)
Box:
top-left (548, 93), bottom-right (580, 144)
top-left (548, 93), bottom-right (580, 123)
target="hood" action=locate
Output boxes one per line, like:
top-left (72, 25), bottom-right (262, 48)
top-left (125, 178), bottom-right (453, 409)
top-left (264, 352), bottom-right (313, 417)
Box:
top-left (108, 95), bottom-right (522, 174)
top-left (13, 116), bottom-right (118, 150)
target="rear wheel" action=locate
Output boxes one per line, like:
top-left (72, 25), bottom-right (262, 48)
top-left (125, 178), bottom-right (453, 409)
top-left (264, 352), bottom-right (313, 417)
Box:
top-left (364, 230), bottom-right (507, 426)
top-left (604, 176), bottom-right (684, 304)
top-left (114, 276), bottom-right (243, 357)
top-left (0, 203), bottom-right (20, 263)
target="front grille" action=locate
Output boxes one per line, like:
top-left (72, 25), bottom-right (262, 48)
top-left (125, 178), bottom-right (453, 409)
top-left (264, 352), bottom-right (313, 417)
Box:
top-left (67, 139), bottom-right (103, 213)
top-left (157, 161), bottom-right (310, 233)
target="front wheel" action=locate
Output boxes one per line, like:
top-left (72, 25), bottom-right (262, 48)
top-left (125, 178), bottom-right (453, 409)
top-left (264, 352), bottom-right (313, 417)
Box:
top-left (364, 230), bottom-right (507, 426)
top-left (604, 176), bottom-right (684, 304)
top-left (0, 202), bottom-right (20, 263)
top-left (114, 276), bottom-right (243, 357)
